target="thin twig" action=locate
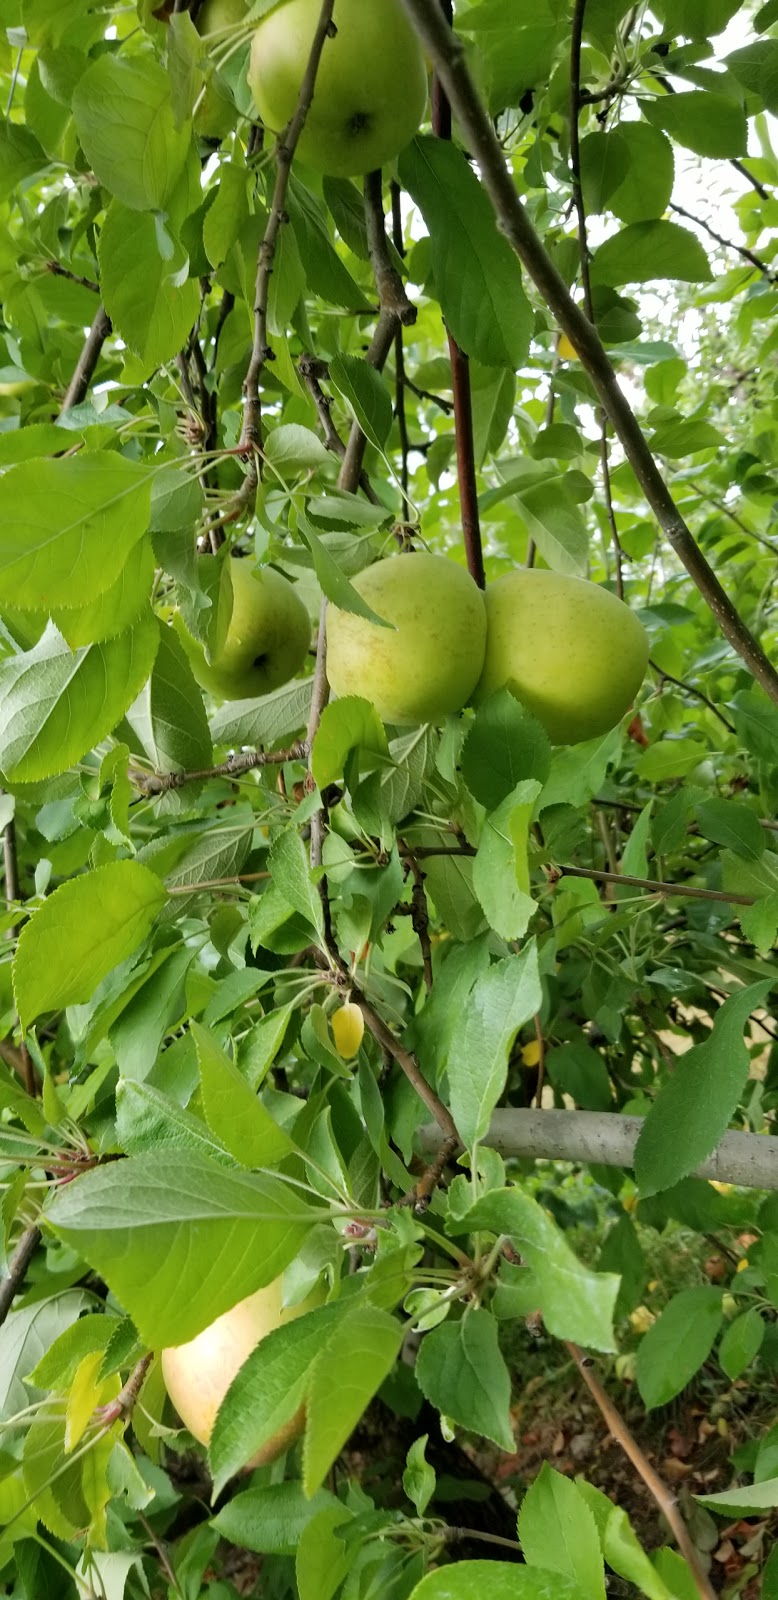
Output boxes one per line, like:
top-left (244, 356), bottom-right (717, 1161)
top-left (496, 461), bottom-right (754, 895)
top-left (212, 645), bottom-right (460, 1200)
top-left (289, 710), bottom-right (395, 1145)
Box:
top-left (397, 0), bottom-right (778, 706)
top-left (398, 1133), bottom-right (459, 1211)
top-left (431, 0), bottom-right (485, 590)
top-left (59, 306), bottom-right (111, 416)
top-left (402, 845), bottom-right (434, 992)
top-left (566, 1343), bottom-right (716, 1600)
top-left (0, 1225), bottom-right (42, 1330)
top-left (391, 180), bottom-right (412, 519)
top-left (99, 1353), bottom-right (154, 1427)
top-left (364, 170), bottom-right (416, 326)
top-left (298, 354), bottom-right (381, 503)
top-left (532, 1015), bottom-right (546, 1108)
top-left (239, 0), bottom-right (336, 464)
top-left (668, 199), bottom-right (775, 282)
top-left (354, 989), bottom-right (460, 1141)
top-left (44, 260), bottom-right (100, 295)
top-left (130, 742), bottom-right (308, 795)
top-left (307, 599), bottom-right (332, 880)
top-left (649, 658), bottom-right (736, 733)
top-left (550, 862), bottom-right (756, 906)
top-left (2, 811), bottom-right (36, 1096)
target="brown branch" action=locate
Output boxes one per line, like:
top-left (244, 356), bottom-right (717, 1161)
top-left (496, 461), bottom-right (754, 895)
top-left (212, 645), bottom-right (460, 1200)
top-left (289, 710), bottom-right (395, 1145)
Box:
top-left (0, 1224), bottom-right (41, 1329)
top-left (298, 355), bottom-right (381, 503)
top-left (98, 1353), bottom-right (154, 1427)
top-left (649, 658), bottom-right (736, 734)
top-left (239, 0), bottom-right (336, 462)
top-left (2, 811), bottom-right (36, 1096)
top-left (167, 870), bottom-right (271, 895)
top-left (532, 1015), bottom-right (546, 1109)
top-left (130, 741), bottom-right (308, 796)
top-left (44, 260), bottom-right (99, 295)
top-left (551, 862), bottom-right (757, 906)
top-left (390, 180), bottom-right (412, 520)
top-left (398, 1134), bottom-right (459, 1211)
top-left (566, 1343), bottom-right (716, 1600)
top-left (364, 170), bottom-right (416, 326)
top-left (668, 199), bottom-right (775, 282)
top-left (338, 308), bottom-right (398, 492)
top-left (398, 0), bottom-right (778, 705)
top-left (59, 305), bottom-right (111, 416)
top-left (431, 0), bottom-right (485, 591)
top-left (730, 157), bottom-right (770, 202)
top-left (354, 988), bottom-right (459, 1142)
top-left (0, 1037), bottom-right (28, 1085)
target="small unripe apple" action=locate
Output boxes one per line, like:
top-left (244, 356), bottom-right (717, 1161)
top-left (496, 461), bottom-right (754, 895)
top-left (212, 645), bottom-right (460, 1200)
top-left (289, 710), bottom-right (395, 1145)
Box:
top-left (179, 559), bottom-right (311, 701)
top-left (331, 1001), bottom-right (364, 1059)
top-left (247, 0), bottom-right (428, 177)
top-left (161, 1280), bottom-right (311, 1466)
top-left (474, 570), bottom-right (648, 744)
top-left (326, 553), bottom-right (487, 726)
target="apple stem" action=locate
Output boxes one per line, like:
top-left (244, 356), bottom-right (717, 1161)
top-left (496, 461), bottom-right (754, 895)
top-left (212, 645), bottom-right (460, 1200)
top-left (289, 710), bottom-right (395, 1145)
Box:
top-left (399, 0), bottom-right (778, 704)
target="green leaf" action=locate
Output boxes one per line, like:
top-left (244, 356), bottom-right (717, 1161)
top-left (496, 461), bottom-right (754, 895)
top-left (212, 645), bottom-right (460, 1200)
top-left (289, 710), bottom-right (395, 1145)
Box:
top-left (462, 690), bottom-right (551, 810)
top-left (13, 860), bottom-right (166, 1029)
top-left (288, 178), bottom-right (373, 311)
top-left (604, 122), bottom-right (675, 224)
top-left (99, 202), bottom-right (200, 377)
top-left (296, 1503), bottom-right (353, 1600)
top-left (409, 1564), bottom-right (589, 1600)
top-left (328, 354), bottom-right (393, 451)
top-left (576, 1480), bottom-right (674, 1600)
top-left (193, 1021), bottom-right (294, 1168)
top-left (449, 1188), bottom-right (618, 1351)
top-left (634, 981), bottom-right (773, 1197)
top-left (719, 1307), bottom-right (765, 1381)
top-left (511, 479), bottom-right (589, 575)
top-left (728, 40), bottom-right (778, 113)
top-left (547, 1041), bottom-right (613, 1113)
top-left (518, 1465), bottom-right (605, 1600)
top-left (447, 945), bottom-right (542, 1147)
top-left (0, 454), bottom-right (150, 610)
top-left (598, 1215), bottom-right (646, 1318)
top-left (303, 1303), bottom-right (403, 1494)
top-left (53, 539), bottom-right (156, 648)
top-left (620, 800), bottom-right (653, 880)
top-left (269, 827), bottom-right (325, 943)
top-left (648, 418), bottom-right (725, 457)
top-left (696, 798), bottom-right (765, 862)
top-left (399, 136), bottom-right (532, 370)
top-left (592, 221), bottom-right (712, 287)
top-left (73, 54), bottom-right (191, 211)
top-left (298, 514), bottom-right (392, 627)
top-left (116, 1078), bottom-right (233, 1162)
top-left (636, 1288), bottom-right (723, 1409)
top-left (763, 1544), bottom-right (778, 1597)
top-left (695, 1476), bottom-right (778, 1517)
top-left (311, 696), bottom-right (389, 788)
top-left (124, 620), bottom-right (212, 784)
top-left (579, 129), bottom-right (631, 215)
top-left (26, 1313), bottom-right (121, 1391)
top-left (210, 678), bottom-right (313, 747)
top-left (0, 1291), bottom-right (90, 1422)
top-left (209, 1303), bottom-right (347, 1494)
top-left (264, 424), bottom-right (331, 474)
top-left (415, 1309), bottom-right (514, 1451)
top-left (403, 1434), bottom-right (436, 1516)
top-left (0, 120), bottom-right (48, 199)
top-left (0, 613), bottom-right (159, 782)
top-left (212, 1482), bottom-right (340, 1555)
top-left (643, 91), bottom-right (747, 159)
top-left (44, 1151), bottom-right (320, 1347)
top-left (472, 781), bottom-right (540, 940)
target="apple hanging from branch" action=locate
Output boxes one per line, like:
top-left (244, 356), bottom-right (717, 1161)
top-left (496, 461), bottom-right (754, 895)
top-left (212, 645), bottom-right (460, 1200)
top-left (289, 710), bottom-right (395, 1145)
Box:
top-left (177, 558), bottom-right (311, 701)
top-left (247, 0), bottom-right (428, 177)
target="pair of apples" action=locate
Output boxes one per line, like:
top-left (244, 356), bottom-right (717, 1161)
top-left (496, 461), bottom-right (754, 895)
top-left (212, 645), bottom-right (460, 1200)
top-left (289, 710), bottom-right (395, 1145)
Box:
top-left (183, 553), bottom-right (648, 746)
top-left (198, 0), bottom-right (428, 177)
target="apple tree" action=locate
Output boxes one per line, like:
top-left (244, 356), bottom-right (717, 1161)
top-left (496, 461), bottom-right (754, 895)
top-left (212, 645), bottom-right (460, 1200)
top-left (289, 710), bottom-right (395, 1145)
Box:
top-left (0, 0), bottom-right (777, 1595)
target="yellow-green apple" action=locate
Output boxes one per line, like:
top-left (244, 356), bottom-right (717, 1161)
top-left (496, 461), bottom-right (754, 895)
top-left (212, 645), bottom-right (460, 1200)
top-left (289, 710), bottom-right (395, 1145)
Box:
top-left (161, 1281), bottom-right (311, 1466)
top-left (474, 569), bottom-right (648, 744)
top-left (247, 0), bottom-right (428, 177)
top-left (179, 559), bottom-right (311, 700)
top-left (197, 0), bottom-right (247, 34)
top-left (326, 552), bottom-right (486, 725)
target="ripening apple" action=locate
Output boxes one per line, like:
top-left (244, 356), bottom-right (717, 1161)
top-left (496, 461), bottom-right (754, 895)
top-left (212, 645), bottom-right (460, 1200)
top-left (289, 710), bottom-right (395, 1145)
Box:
top-left (179, 559), bottom-right (311, 700)
top-left (247, 0), bottom-right (428, 177)
top-left (474, 570), bottom-right (649, 744)
top-left (197, 0), bottom-right (247, 35)
top-left (161, 1280), bottom-right (313, 1467)
top-left (326, 552), bottom-right (487, 726)
top-left (331, 1001), bottom-right (364, 1060)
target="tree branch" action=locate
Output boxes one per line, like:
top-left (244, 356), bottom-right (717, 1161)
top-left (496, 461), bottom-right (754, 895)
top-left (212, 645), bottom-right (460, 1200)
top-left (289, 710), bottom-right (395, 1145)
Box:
top-left (669, 199), bottom-right (775, 283)
top-left (354, 987), bottom-right (459, 1142)
top-left (59, 305), bottom-right (111, 416)
top-left (649, 658), bottom-right (736, 734)
top-left (2, 809), bottom-right (36, 1096)
top-left (297, 354), bottom-right (381, 503)
top-left (397, 0), bottom-right (778, 705)
top-left (431, 0), bottom-right (485, 590)
top-left (421, 1108), bottom-right (778, 1191)
top-left (566, 1343), bottom-right (716, 1600)
top-left (390, 180), bottom-right (412, 519)
top-left (0, 1224), bottom-right (41, 1330)
top-left (364, 170), bottom-right (416, 326)
top-left (239, 0), bottom-right (336, 462)
top-left (549, 862), bottom-right (757, 906)
top-left (130, 741), bottom-right (308, 795)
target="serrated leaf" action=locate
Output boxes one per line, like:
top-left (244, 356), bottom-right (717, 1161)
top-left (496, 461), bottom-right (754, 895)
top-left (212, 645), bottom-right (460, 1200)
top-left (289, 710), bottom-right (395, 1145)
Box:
top-left (329, 354), bottom-right (393, 452)
top-left (311, 696), bottom-right (389, 788)
top-left (694, 1476), bottom-right (778, 1517)
top-left (0, 454), bottom-right (150, 610)
top-left (636, 1288), bottom-right (723, 1409)
top-left (264, 424), bottom-right (331, 473)
top-left (449, 1188), bottom-right (618, 1351)
top-left (124, 620), bottom-right (212, 783)
top-left (115, 1078), bottom-right (233, 1162)
top-left (298, 514), bottom-right (392, 627)
top-left (415, 1309), bottom-right (514, 1451)
top-left (99, 202), bottom-right (200, 377)
top-left (13, 861), bottom-right (167, 1029)
top-left (210, 678), bottom-right (313, 747)
top-left (518, 1465), bottom-right (605, 1599)
top-left (212, 1482), bottom-right (341, 1556)
top-left (472, 780), bottom-right (540, 940)
top-left (719, 1307), bottom-right (765, 1381)
top-left (193, 1021), bottom-right (294, 1168)
top-left (73, 54), bottom-right (191, 211)
top-left (44, 1151), bottom-right (320, 1347)
top-left (408, 1563), bottom-right (589, 1600)
top-left (643, 90), bottom-right (747, 159)
top-left (592, 220), bottom-right (712, 286)
top-left (462, 690), bottom-right (551, 810)
top-left (447, 946), bottom-right (542, 1147)
top-left (304, 1304), bottom-right (403, 1495)
top-left (399, 137), bottom-right (531, 370)
top-left (634, 981), bottom-right (772, 1197)
top-left (269, 827), bottom-right (324, 943)
top-left (0, 613), bottom-right (159, 782)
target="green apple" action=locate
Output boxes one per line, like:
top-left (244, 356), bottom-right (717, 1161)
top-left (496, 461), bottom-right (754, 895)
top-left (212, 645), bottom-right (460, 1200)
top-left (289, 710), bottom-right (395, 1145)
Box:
top-left (326, 552), bottom-right (486, 725)
top-left (197, 0), bottom-right (247, 35)
top-left (180, 558), bottom-right (311, 700)
top-left (161, 1280), bottom-right (314, 1468)
top-left (474, 570), bottom-right (649, 744)
top-left (247, 0), bottom-right (428, 177)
